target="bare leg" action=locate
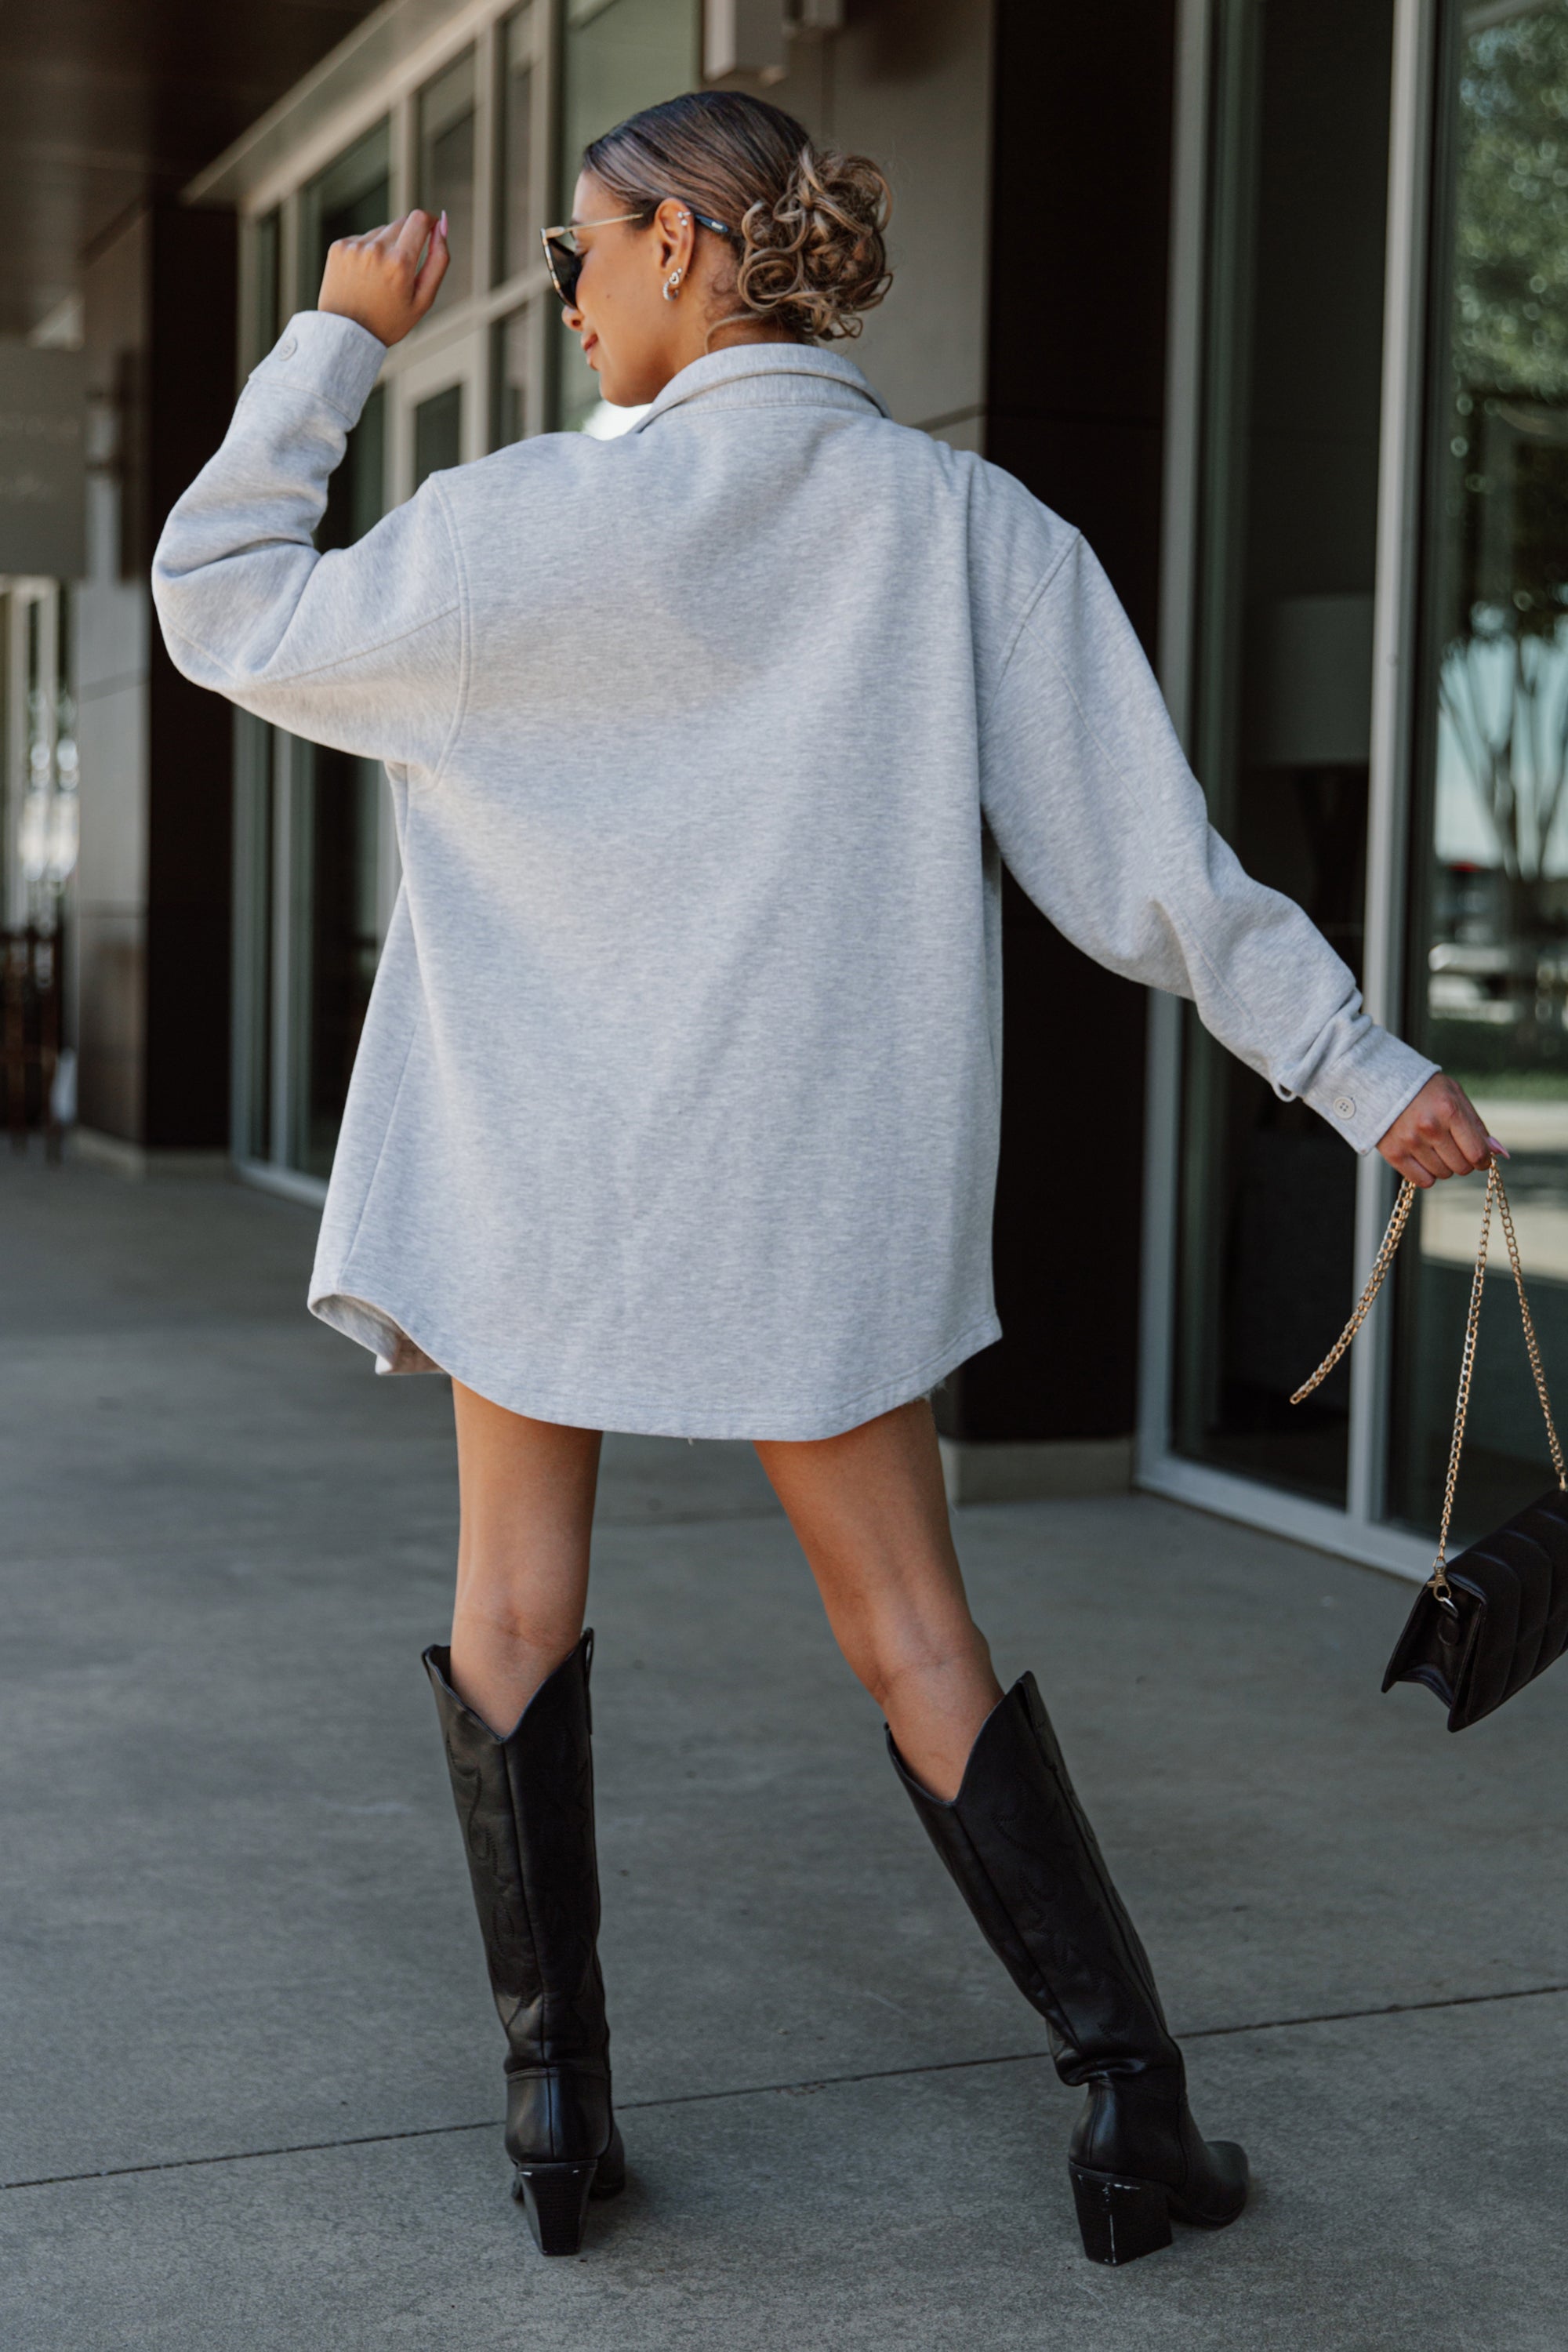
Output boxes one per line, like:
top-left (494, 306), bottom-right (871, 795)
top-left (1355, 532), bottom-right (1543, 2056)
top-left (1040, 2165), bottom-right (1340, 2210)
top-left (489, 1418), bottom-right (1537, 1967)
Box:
top-left (448, 1379), bottom-right (603, 1735)
top-left (753, 1397), bottom-right (1003, 1801)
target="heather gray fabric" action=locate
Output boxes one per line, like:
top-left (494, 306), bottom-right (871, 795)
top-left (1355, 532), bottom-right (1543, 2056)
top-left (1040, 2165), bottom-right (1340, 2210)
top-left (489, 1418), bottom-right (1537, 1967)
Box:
top-left (151, 310), bottom-right (1438, 1439)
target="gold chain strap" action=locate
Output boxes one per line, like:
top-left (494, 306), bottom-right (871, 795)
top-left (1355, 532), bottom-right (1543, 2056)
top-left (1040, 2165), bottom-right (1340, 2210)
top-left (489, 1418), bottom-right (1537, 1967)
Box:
top-left (1290, 1178), bottom-right (1418, 1403)
top-left (1291, 1156), bottom-right (1566, 1603)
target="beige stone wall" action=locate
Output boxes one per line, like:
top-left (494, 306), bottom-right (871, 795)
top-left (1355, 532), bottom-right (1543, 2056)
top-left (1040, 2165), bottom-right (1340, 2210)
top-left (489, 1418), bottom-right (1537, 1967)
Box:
top-left (709, 0), bottom-right (994, 445)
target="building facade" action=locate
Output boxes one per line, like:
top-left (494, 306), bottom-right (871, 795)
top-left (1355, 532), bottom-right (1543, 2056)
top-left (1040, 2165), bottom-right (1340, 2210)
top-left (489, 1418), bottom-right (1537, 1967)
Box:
top-left (4, 0), bottom-right (1565, 1580)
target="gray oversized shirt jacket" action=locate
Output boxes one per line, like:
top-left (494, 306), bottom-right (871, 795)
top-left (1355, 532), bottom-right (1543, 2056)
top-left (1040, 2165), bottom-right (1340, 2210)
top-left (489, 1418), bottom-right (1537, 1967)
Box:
top-left (151, 311), bottom-right (1438, 1439)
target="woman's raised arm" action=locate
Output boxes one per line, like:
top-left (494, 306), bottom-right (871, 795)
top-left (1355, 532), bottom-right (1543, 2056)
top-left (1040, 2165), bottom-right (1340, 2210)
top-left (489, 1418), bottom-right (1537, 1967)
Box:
top-left (151, 216), bottom-right (463, 775)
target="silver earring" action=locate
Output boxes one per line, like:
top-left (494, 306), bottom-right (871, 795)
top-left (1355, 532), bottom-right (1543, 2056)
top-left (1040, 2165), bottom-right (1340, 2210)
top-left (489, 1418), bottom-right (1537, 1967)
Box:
top-left (664, 268), bottom-right (683, 303)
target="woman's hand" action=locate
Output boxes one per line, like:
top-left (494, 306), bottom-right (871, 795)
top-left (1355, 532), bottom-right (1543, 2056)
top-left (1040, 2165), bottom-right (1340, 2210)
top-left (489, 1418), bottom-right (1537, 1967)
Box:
top-left (1375, 1073), bottom-right (1500, 1187)
top-left (318, 209), bottom-right (449, 347)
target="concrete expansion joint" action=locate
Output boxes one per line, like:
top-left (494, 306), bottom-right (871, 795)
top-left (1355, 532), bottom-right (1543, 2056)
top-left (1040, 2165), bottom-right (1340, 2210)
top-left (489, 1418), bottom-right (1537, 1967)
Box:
top-left (9, 1978), bottom-right (1566, 2198)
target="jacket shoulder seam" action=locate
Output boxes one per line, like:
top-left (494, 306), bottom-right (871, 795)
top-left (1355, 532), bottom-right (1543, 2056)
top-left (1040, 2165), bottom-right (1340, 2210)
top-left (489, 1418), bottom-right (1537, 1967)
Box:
top-left (425, 474), bottom-right (470, 791)
top-left (160, 599), bottom-right (460, 693)
top-left (1010, 571), bottom-right (1259, 1040)
top-left (979, 531), bottom-right (1083, 736)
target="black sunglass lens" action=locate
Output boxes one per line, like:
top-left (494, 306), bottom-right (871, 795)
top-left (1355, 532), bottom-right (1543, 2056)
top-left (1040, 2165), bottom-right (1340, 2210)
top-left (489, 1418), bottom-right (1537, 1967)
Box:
top-left (547, 239), bottom-right (581, 307)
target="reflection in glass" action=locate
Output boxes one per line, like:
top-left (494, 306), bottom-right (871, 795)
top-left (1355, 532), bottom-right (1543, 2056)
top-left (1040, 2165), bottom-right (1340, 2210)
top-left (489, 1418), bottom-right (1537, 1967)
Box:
top-left (49, 587), bottom-right (78, 894)
top-left (497, 6), bottom-right (539, 285)
top-left (19, 595), bottom-right (51, 911)
top-left (415, 384), bottom-right (464, 487)
top-left (1171, 0), bottom-right (1394, 1501)
top-left (417, 48), bottom-right (477, 304)
top-left (555, 0), bottom-right (700, 430)
top-left (1392, 0), bottom-right (1568, 1538)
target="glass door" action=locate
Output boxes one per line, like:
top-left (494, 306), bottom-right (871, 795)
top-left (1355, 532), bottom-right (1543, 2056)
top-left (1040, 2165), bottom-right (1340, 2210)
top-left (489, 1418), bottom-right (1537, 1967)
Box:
top-left (1388, 0), bottom-right (1568, 1542)
top-left (1171, 0), bottom-right (1397, 1504)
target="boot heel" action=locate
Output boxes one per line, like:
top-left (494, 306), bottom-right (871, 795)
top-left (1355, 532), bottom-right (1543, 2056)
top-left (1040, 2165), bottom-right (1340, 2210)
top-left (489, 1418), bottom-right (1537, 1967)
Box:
top-left (513, 2159), bottom-right (599, 2256)
top-left (1069, 2164), bottom-right (1174, 2265)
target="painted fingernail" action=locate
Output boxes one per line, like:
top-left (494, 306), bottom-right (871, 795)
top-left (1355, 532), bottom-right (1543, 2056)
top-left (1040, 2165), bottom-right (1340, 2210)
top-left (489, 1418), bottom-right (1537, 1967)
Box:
top-left (1486, 1134), bottom-right (1512, 1159)
top-left (438, 209), bottom-right (448, 238)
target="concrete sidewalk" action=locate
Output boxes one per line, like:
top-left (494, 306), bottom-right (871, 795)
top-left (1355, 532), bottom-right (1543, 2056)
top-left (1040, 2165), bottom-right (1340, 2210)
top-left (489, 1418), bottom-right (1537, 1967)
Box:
top-left (2, 1152), bottom-right (1565, 2350)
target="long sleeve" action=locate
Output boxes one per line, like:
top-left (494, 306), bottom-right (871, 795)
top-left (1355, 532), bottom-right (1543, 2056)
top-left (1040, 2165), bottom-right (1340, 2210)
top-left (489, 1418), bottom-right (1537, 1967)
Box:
top-left (979, 530), bottom-right (1438, 1154)
top-left (151, 309), bottom-right (465, 775)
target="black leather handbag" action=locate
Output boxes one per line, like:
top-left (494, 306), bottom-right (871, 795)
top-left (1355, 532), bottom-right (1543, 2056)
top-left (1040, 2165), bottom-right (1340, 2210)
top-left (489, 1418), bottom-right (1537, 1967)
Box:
top-left (1293, 1156), bottom-right (1568, 1732)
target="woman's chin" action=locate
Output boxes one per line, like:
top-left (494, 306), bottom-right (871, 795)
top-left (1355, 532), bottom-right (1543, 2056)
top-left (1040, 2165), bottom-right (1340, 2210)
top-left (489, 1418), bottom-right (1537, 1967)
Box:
top-left (583, 347), bottom-right (655, 411)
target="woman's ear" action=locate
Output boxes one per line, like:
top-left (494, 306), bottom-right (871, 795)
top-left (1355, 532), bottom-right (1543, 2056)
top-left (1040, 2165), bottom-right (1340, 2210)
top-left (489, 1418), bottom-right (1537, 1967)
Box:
top-left (652, 198), bottom-right (697, 284)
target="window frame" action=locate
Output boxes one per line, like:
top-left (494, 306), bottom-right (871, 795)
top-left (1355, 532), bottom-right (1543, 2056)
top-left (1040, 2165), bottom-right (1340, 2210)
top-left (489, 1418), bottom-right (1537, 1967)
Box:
top-left (1137, 0), bottom-right (1443, 1584)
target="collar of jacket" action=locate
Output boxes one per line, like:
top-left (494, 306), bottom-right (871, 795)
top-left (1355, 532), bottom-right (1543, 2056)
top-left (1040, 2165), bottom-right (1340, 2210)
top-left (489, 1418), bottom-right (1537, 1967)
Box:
top-left (629, 341), bottom-right (891, 432)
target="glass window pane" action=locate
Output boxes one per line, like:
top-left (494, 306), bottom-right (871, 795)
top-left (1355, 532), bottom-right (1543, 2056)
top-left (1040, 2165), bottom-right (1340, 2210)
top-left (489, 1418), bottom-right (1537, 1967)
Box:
top-left (299, 120), bottom-right (390, 296)
top-left (253, 209), bottom-right (281, 354)
top-left (314, 383), bottom-right (386, 555)
top-left (555, 0), bottom-right (699, 429)
top-left (497, 6), bottom-right (539, 285)
top-left (20, 594), bottom-right (49, 913)
top-left (561, 0), bottom-right (699, 212)
top-left (0, 592), bottom-right (9, 920)
top-left (417, 48), bottom-right (477, 304)
top-left (491, 308), bottom-right (531, 448)
top-left (287, 346), bottom-right (388, 1180)
top-left (234, 711), bottom-right (274, 1164)
top-left (290, 747), bottom-right (386, 1179)
top-left (1171, 0), bottom-right (1395, 1503)
top-left (1389, 0), bottom-right (1568, 1539)
top-left (414, 383), bottom-right (464, 488)
top-left (52, 586), bottom-right (77, 896)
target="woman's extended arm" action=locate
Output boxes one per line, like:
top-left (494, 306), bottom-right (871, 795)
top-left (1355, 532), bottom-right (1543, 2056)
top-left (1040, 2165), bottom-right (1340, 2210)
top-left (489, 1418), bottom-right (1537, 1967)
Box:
top-left (150, 213), bottom-right (463, 772)
top-left (978, 531), bottom-right (1488, 1183)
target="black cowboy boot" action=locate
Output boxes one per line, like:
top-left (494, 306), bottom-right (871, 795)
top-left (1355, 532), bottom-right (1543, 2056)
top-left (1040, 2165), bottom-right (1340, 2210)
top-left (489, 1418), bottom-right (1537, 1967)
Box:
top-left (888, 1671), bottom-right (1247, 2265)
top-left (423, 1630), bottom-right (626, 2255)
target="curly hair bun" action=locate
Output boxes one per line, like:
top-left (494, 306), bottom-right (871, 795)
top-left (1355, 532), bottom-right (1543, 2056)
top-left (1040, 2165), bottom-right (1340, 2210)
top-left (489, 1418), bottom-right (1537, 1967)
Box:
top-left (735, 144), bottom-right (892, 342)
top-left (583, 93), bottom-right (894, 344)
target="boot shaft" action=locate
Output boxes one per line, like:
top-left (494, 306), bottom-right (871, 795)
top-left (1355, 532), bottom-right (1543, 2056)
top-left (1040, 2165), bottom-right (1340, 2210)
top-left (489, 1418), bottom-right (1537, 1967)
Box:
top-left (888, 1672), bottom-right (1181, 2085)
top-left (424, 1633), bottom-right (609, 2071)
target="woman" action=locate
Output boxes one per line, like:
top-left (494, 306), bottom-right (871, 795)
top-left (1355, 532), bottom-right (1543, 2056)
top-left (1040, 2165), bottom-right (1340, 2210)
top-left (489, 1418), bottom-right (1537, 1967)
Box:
top-left (151, 91), bottom-right (1493, 2268)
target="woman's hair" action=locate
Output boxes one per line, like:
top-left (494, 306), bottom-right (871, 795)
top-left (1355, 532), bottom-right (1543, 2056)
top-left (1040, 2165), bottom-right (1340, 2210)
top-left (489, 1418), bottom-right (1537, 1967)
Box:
top-left (581, 90), bottom-right (891, 343)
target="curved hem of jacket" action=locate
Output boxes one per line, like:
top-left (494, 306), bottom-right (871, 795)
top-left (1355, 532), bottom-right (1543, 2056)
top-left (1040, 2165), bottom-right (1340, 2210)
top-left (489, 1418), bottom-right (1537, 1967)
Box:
top-left (307, 1283), bottom-right (1001, 1441)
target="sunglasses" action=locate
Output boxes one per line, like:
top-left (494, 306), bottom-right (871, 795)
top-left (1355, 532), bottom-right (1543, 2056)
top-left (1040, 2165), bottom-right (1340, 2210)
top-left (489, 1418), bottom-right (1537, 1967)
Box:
top-left (539, 203), bottom-right (732, 309)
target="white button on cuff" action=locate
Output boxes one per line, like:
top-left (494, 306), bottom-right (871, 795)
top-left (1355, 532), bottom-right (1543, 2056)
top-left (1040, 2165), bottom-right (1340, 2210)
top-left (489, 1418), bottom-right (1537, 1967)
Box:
top-left (278, 333), bottom-right (297, 358)
top-left (1333, 1095), bottom-right (1356, 1119)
